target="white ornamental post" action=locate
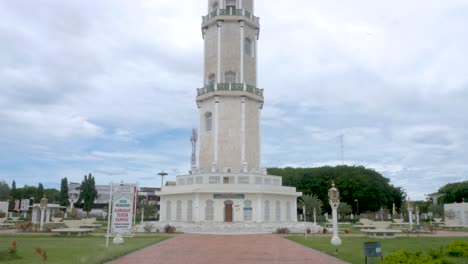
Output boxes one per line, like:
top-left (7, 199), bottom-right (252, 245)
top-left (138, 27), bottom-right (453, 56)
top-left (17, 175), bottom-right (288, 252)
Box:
top-left (313, 207), bottom-right (317, 225)
top-left (328, 182), bottom-right (341, 254)
top-left (407, 198), bottom-right (413, 230)
top-left (39, 196), bottom-right (48, 231)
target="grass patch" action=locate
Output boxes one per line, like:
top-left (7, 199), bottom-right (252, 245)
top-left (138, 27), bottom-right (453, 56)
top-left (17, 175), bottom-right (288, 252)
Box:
top-left (287, 236), bottom-right (468, 264)
top-left (0, 235), bottom-right (170, 264)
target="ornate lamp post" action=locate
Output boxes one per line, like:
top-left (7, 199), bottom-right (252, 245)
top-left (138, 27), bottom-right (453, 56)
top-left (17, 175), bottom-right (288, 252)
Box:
top-left (328, 181), bottom-right (341, 253)
top-left (158, 171), bottom-right (168, 189)
top-left (40, 196), bottom-right (48, 231)
top-left (407, 198), bottom-right (413, 229)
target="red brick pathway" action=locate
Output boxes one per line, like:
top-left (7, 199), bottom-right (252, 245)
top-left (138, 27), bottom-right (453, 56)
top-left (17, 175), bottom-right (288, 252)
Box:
top-left (108, 234), bottom-right (347, 264)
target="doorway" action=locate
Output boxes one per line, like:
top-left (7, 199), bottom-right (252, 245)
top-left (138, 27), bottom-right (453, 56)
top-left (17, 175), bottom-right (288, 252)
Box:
top-left (224, 200), bottom-right (233, 222)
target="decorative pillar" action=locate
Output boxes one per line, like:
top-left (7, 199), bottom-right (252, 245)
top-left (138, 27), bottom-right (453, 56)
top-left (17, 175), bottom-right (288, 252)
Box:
top-left (293, 198), bottom-right (297, 222)
top-left (194, 192), bottom-right (200, 222)
top-left (217, 21), bottom-right (223, 84)
top-left (45, 208), bottom-right (51, 223)
top-left (239, 21), bottom-right (245, 83)
top-left (313, 207), bottom-right (317, 225)
top-left (212, 96), bottom-right (220, 172)
top-left (241, 97), bottom-right (247, 171)
top-left (39, 196), bottom-right (48, 231)
top-left (256, 193), bottom-right (263, 222)
top-left (415, 206), bottom-right (420, 226)
top-left (159, 196), bottom-right (165, 221)
top-left (328, 182), bottom-right (341, 252)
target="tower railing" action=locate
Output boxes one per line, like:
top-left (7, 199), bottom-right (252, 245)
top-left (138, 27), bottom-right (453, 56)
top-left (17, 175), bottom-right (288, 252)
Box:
top-left (202, 9), bottom-right (260, 24)
top-left (197, 83), bottom-right (264, 97)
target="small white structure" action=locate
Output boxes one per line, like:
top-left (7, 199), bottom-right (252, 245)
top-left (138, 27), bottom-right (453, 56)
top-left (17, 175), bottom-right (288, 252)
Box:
top-left (328, 182), bottom-right (341, 248)
top-left (444, 203), bottom-right (468, 227)
top-left (0, 201), bottom-right (8, 214)
top-left (31, 203), bottom-right (65, 225)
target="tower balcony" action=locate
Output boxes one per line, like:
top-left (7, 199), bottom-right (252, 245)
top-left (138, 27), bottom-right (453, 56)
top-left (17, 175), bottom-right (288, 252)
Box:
top-left (197, 83), bottom-right (263, 97)
top-left (202, 9), bottom-right (260, 26)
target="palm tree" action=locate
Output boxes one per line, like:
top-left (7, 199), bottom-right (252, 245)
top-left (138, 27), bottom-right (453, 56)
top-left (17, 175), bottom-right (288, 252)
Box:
top-left (298, 194), bottom-right (323, 221)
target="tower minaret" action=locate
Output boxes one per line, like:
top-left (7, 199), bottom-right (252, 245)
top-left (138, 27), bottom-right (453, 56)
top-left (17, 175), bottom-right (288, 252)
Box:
top-left (197, 0), bottom-right (262, 173)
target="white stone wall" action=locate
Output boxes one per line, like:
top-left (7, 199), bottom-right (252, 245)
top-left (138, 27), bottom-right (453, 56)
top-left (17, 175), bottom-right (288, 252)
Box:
top-left (444, 203), bottom-right (468, 227)
top-left (161, 192), bottom-right (298, 223)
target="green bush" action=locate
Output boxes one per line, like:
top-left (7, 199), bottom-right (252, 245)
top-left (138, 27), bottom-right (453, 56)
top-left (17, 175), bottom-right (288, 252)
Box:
top-left (382, 249), bottom-right (449, 264)
top-left (445, 240), bottom-right (468, 257)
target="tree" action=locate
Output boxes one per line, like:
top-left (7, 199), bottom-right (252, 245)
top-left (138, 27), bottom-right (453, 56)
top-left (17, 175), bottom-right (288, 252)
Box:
top-left (268, 165), bottom-right (405, 213)
top-left (77, 173), bottom-right (98, 216)
top-left (36, 183), bottom-right (44, 202)
top-left (59, 177), bottom-right (69, 206)
top-left (337, 202), bottom-right (352, 219)
top-left (0, 180), bottom-right (10, 201)
top-left (438, 181), bottom-right (468, 204)
top-left (8, 180), bottom-right (17, 211)
top-left (298, 194), bottom-right (322, 221)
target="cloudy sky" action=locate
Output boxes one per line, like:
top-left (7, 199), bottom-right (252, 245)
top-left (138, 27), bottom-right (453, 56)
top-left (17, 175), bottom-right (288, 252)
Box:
top-left (1, 0), bottom-right (467, 200)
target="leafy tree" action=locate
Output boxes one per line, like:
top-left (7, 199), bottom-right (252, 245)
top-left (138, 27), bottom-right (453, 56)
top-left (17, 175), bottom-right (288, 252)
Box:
top-left (0, 180), bottom-right (10, 201)
top-left (268, 165), bottom-right (405, 213)
top-left (59, 177), bottom-right (69, 206)
top-left (77, 173), bottom-right (98, 216)
top-left (337, 202), bottom-right (352, 219)
top-left (10, 180), bottom-right (17, 199)
top-left (36, 183), bottom-right (44, 202)
top-left (298, 194), bottom-right (322, 221)
top-left (16, 185), bottom-right (37, 200)
top-left (44, 188), bottom-right (60, 203)
top-left (438, 181), bottom-right (468, 204)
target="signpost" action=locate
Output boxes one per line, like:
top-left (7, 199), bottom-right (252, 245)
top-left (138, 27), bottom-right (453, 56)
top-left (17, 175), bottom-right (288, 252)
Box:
top-left (106, 182), bottom-right (137, 247)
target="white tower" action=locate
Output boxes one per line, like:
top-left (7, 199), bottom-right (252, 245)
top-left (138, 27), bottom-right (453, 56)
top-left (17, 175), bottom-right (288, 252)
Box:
top-left (157, 0), bottom-right (302, 230)
top-left (197, 0), bottom-right (262, 173)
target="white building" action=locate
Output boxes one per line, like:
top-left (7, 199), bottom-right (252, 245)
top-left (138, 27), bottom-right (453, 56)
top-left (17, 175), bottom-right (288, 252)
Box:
top-left (158, 0), bottom-right (302, 229)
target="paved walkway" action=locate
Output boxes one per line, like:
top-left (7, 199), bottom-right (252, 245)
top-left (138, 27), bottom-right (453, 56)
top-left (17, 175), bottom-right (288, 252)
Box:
top-left (108, 234), bottom-right (347, 264)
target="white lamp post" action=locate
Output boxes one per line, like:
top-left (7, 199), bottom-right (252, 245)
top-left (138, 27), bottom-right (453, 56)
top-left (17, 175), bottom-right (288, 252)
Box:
top-left (39, 196), bottom-right (48, 231)
top-left (407, 198), bottom-right (413, 230)
top-left (328, 181), bottom-right (341, 253)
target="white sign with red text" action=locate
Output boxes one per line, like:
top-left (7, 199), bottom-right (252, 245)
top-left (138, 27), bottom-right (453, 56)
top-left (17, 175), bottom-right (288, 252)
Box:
top-left (110, 184), bottom-right (137, 236)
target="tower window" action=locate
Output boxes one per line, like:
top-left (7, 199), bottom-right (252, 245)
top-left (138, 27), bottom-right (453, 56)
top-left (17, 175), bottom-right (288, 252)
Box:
top-left (207, 73), bottom-right (216, 85)
top-left (205, 112), bottom-right (212, 131)
top-left (225, 71), bottom-right (236, 83)
top-left (245, 38), bottom-right (253, 57)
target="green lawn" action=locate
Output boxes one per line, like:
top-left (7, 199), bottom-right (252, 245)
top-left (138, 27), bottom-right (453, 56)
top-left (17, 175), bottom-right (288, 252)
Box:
top-left (287, 236), bottom-right (468, 264)
top-left (0, 235), bottom-right (170, 264)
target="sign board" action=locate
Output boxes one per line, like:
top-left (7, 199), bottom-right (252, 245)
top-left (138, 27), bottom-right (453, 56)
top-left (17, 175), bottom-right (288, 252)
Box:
top-left (213, 193), bottom-right (245, 199)
top-left (110, 183), bottom-right (137, 237)
top-left (20, 199), bottom-right (30, 211)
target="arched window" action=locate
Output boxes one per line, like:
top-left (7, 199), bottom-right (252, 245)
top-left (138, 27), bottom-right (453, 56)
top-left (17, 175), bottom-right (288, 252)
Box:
top-left (264, 200), bottom-right (270, 221)
top-left (243, 200), bottom-right (252, 221)
top-left (207, 73), bottom-right (216, 85)
top-left (176, 200), bottom-right (182, 221)
top-left (187, 200), bottom-right (193, 221)
top-left (225, 71), bottom-right (236, 83)
top-left (245, 38), bottom-right (253, 57)
top-left (276, 200), bottom-right (281, 221)
top-left (205, 200), bottom-right (214, 221)
top-left (205, 112), bottom-right (212, 131)
top-left (166, 200), bottom-right (172, 221)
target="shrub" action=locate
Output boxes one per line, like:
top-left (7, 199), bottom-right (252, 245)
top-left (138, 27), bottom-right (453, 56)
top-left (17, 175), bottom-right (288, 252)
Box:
top-left (275, 227), bottom-right (289, 234)
top-left (34, 247), bottom-right (48, 261)
top-left (322, 228), bottom-right (327, 234)
top-left (446, 240), bottom-right (468, 257)
top-left (16, 222), bottom-right (33, 232)
top-left (9, 240), bottom-right (16, 255)
top-left (382, 249), bottom-right (449, 264)
top-left (143, 224), bottom-right (153, 233)
top-left (306, 228), bottom-right (311, 234)
top-left (163, 224), bottom-right (176, 233)
top-left (0, 211), bottom-right (6, 218)
top-left (0, 240), bottom-right (21, 261)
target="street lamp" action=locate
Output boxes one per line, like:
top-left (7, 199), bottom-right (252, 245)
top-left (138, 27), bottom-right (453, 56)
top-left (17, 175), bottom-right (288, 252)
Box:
top-left (407, 197), bottom-right (413, 230)
top-left (328, 181), bottom-right (341, 253)
top-left (158, 171), bottom-right (168, 189)
top-left (354, 199), bottom-right (359, 215)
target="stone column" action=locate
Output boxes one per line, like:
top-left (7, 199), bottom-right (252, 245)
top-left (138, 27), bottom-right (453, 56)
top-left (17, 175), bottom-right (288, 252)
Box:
top-left (212, 96), bottom-right (220, 172)
top-left (159, 196), bottom-right (165, 221)
top-left (241, 96), bottom-right (247, 171)
top-left (45, 208), bottom-right (51, 223)
top-left (239, 21), bottom-right (245, 83)
top-left (217, 21), bottom-right (223, 83)
top-left (256, 193), bottom-right (263, 222)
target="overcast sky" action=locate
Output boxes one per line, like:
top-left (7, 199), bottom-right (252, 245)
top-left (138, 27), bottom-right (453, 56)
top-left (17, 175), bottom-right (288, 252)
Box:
top-left (1, 0), bottom-right (467, 200)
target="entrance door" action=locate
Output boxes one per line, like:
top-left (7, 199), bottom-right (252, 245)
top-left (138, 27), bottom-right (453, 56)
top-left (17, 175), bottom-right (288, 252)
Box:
top-left (224, 200), bottom-right (233, 222)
